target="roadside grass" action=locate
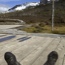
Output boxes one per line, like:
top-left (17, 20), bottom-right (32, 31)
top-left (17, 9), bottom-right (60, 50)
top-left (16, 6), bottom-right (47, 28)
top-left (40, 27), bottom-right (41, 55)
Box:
top-left (21, 25), bottom-right (65, 34)
top-left (22, 27), bottom-right (36, 33)
top-left (52, 26), bottom-right (65, 34)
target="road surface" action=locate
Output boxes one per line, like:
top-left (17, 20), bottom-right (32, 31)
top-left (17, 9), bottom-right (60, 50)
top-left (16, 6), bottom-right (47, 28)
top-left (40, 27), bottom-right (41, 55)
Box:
top-left (0, 25), bottom-right (22, 29)
top-left (0, 34), bottom-right (65, 65)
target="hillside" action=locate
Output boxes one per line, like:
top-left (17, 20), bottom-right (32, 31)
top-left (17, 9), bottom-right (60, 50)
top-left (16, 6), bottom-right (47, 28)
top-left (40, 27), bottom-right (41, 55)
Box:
top-left (0, 1), bottom-right (65, 25)
top-left (0, 1), bottom-right (65, 33)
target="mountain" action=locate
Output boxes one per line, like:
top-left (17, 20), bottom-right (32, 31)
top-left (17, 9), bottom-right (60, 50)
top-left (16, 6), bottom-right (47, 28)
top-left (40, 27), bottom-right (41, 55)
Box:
top-left (8, 2), bottom-right (39, 11)
top-left (0, 0), bottom-right (65, 25)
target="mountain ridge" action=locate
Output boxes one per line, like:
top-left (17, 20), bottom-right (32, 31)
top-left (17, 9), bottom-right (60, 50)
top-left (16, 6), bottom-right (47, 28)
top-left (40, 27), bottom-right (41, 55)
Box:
top-left (8, 2), bottom-right (39, 12)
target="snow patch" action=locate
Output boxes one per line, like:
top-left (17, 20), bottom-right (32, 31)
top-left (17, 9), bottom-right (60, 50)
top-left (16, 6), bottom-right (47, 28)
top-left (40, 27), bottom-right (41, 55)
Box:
top-left (10, 2), bottom-right (39, 11)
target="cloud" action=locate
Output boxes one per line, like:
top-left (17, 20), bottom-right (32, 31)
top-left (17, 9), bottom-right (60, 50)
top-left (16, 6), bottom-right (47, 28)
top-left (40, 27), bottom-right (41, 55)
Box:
top-left (0, 0), bottom-right (21, 2)
top-left (0, 4), bottom-right (10, 13)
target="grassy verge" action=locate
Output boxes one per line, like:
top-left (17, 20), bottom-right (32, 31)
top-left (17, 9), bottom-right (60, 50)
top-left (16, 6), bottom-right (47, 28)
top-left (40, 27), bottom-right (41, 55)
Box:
top-left (20, 25), bottom-right (65, 34)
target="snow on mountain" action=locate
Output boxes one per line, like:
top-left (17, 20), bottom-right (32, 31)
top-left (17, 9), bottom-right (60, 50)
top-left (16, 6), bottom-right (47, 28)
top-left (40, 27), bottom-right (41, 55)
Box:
top-left (15, 5), bottom-right (27, 10)
top-left (9, 2), bottom-right (39, 11)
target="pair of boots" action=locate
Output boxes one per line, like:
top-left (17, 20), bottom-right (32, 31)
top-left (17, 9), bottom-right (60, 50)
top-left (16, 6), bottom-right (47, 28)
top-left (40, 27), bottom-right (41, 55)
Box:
top-left (4, 51), bottom-right (58, 65)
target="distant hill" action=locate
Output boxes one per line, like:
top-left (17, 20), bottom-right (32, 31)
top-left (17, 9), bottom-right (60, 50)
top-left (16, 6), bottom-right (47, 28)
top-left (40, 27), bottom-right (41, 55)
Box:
top-left (0, 0), bottom-right (65, 25)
